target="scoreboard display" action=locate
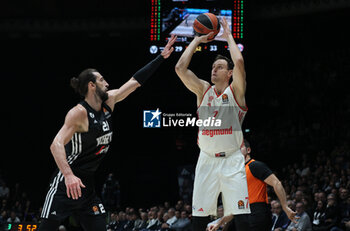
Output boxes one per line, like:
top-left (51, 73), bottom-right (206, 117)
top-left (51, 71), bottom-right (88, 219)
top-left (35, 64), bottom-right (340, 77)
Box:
top-left (149, 0), bottom-right (245, 54)
top-left (6, 223), bottom-right (38, 231)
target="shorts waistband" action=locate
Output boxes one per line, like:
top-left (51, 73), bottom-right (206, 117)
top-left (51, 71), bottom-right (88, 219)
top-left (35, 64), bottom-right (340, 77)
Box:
top-left (200, 149), bottom-right (241, 158)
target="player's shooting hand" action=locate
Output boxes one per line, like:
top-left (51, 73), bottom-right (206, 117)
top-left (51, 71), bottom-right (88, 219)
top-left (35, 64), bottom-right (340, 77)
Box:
top-left (65, 174), bottom-right (86, 200)
top-left (161, 34), bottom-right (177, 59)
top-left (221, 17), bottom-right (232, 40)
top-left (194, 32), bottom-right (215, 44)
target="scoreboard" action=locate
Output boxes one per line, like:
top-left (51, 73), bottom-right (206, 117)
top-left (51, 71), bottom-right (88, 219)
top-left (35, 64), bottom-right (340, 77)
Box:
top-left (6, 223), bottom-right (38, 231)
top-left (149, 0), bottom-right (245, 54)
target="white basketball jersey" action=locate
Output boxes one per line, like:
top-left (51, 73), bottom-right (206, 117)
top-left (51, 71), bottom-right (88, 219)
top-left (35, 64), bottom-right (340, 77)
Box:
top-left (197, 85), bottom-right (247, 154)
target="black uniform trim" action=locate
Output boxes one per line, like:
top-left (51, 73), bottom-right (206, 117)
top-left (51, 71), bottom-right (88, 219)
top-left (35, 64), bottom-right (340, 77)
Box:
top-left (247, 160), bottom-right (273, 182)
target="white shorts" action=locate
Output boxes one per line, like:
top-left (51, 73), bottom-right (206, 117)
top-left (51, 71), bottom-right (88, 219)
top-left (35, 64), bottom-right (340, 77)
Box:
top-left (192, 149), bottom-right (250, 217)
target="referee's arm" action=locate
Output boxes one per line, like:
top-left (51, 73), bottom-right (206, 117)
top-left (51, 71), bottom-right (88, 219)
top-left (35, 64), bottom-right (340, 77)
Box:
top-left (264, 174), bottom-right (297, 222)
top-left (249, 161), bottom-right (297, 222)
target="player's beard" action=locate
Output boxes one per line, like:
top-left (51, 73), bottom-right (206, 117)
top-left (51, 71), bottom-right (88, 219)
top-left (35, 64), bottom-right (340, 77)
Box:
top-left (96, 85), bottom-right (109, 102)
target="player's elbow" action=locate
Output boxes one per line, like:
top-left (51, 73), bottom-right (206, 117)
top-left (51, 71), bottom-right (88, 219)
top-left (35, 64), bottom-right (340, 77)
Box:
top-left (234, 58), bottom-right (245, 70)
top-left (175, 62), bottom-right (187, 75)
top-left (50, 140), bottom-right (62, 155)
top-left (175, 63), bottom-right (182, 74)
top-left (273, 180), bottom-right (282, 189)
top-left (50, 142), bottom-right (57, 154)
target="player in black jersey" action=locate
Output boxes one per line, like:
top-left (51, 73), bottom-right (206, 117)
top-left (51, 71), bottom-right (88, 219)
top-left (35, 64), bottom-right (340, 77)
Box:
top-left (38, 35), bottom-right (177, 231)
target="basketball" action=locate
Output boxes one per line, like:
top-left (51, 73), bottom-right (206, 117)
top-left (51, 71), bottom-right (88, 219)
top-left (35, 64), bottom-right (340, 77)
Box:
top-left (193, 13), bottom-right (220, 40)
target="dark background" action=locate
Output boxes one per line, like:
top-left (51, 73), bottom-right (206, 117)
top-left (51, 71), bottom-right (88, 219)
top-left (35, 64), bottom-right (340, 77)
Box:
top-left (1, 0), bottom-right (349, 211)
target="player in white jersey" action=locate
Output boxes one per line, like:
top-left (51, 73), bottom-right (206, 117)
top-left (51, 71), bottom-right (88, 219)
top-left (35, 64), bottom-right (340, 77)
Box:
top-left (175, 17), bottom-right (250, 231)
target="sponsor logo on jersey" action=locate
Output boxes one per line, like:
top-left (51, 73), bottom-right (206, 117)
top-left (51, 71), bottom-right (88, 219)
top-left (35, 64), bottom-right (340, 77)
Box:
top-left (201, 126), bottom-right (233, 137)
top-left (96, 145), bottom-right (110, 155)
top-left (96, 132), bottom-right (113, 146)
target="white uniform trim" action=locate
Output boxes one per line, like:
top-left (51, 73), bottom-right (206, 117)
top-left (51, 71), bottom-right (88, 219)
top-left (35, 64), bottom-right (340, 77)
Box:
top-left (41, 133), bottom-right (82, 218)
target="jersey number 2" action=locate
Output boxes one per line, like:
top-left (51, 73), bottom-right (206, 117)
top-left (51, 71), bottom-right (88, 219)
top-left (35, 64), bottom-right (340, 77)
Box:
top-left (102, 121), bottom-right (110, 131)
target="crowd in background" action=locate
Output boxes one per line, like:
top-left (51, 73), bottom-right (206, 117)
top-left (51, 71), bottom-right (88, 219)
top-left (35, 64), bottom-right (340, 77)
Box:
top-left (0, 179), bottom-right (41, 228)
top-left (104, 142), bottom-right (350, 231)
top-left (1, 141), bottom-right (349, 231)
top-left (269, 143), bottom-right (350, 231)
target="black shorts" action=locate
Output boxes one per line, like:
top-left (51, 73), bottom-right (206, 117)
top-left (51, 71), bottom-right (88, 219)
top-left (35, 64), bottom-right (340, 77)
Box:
top-left (40, 172), bottom-right (106, 222)
top-left (225, 203), bottom-right (272, 231)
top-left (248, 202), bottom-right (272, 231)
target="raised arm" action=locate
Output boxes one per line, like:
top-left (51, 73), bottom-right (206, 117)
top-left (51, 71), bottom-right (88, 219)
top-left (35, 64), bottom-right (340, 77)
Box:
top-left (221, 17), bottom-right (247, 108)
top-left (50, 105), bottom-right (87, 200)
top-left (106, 35), bottom-right (177, 107)
top-left (175, 34), bottom-right (212, 105)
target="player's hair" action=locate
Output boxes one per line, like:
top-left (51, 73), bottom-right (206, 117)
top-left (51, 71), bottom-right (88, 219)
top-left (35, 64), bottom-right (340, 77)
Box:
top-left (214, 54), bottom-right (234, 70)
top-left (70, 68), bottom-right (98, 97)
top-left (243, 139), bottom-right (251, 148)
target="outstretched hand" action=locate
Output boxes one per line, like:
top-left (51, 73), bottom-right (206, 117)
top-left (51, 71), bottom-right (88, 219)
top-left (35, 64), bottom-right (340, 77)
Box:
top-left (161, 34), bottom-right (177, 59)
top-left (221, 17), bottom-right (232, 40)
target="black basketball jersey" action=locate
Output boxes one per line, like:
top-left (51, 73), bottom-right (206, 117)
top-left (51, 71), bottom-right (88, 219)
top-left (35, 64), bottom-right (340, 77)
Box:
top-left (41, 101), bottom-right (113, 219)
top-left (64, 100), bottom-right (113, 177)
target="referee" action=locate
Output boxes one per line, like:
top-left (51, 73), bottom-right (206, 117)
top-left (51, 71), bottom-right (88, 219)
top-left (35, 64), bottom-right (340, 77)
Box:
top-left (209, 139), bottom-right (297, 231)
